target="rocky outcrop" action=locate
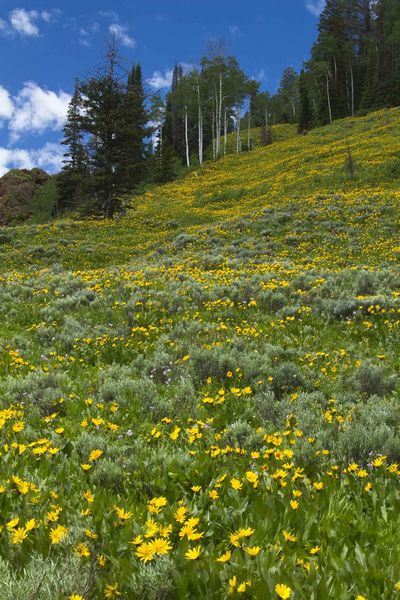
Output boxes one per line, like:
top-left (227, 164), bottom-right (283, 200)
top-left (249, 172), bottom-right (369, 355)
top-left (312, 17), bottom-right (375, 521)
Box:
top-left (0, 168), bottom-right (51, 225)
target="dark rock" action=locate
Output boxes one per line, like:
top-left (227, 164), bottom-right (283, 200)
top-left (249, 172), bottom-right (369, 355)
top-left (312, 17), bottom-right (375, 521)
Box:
top-left (0, 168), bottom-right (51, 225)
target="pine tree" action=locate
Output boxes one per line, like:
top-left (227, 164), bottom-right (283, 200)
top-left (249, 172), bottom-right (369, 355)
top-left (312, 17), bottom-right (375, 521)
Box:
top-left (57, 80), bottom-right (88, 213)
top-left (276, 67), bottom-right (299, 123)
top-left (153, 130), bottom-right (175, 183)
top-left (164, 64), bottom-right (186, 162)
top-left (118, 64), bottom-right (148, 192)
top-left (298, 70), bottom-right (314, 133)
top-left (79, 38), bottom-right (128, 218)
top-left (309, 0), bottom-right (352, 123)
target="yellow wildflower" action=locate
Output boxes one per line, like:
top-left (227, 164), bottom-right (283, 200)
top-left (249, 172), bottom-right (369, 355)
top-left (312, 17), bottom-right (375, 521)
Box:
top-left (275, 583), bottom-right (292, 599)
top-left (50, 524), bottom-right (68, 544)
top-left (185, 545), bottom-right (202, 560)
top-left (216, 549), bottom-right (232, 562)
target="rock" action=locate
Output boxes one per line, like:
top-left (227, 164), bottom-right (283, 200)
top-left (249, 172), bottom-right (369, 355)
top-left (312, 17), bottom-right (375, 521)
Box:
top-left (0, 168), bottom-right (51, 225)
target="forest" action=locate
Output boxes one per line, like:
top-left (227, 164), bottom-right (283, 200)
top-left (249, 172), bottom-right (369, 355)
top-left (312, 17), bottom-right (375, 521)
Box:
top-left (56, 0), bottom-right (400, 218)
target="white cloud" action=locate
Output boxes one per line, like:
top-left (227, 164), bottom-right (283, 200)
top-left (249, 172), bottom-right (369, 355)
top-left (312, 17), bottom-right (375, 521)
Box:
top-left (0, 9), bottom-right (56, 38)
top-left (99, 10), bottom-right (119, 21)
top-left (79, 22), bottom-right (100, 46)
top-left (0, 147), bottom-right (33, 174)
top-left (40, 11), bottom-right (52, 23)
top-left (9, 9), bottom-right (40, 37)
top-left (0, 143), bottom-right (64, 176)
top-left (148, 69), bottom-right (174, 90)
top-left (147, 64), bottom-right (195, 91)
top-left (0, 86), bottom-right (14, 121)
top-left (9, 82), bottom-right (71, 142)
top-left (108, 23), bottom-right (135, 47)
top-left (32, 142), bottom-right (64, 172)
top-left (229, 25), bottom-right (242, 36)
top-left (305, 0), bottom-right (325, 16)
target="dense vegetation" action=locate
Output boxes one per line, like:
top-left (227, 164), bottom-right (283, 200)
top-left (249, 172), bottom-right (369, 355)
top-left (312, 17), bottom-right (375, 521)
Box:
top-left (0, 108), bottom-right (399, 598)
top-left (56, 0), bottom-right (400, 221)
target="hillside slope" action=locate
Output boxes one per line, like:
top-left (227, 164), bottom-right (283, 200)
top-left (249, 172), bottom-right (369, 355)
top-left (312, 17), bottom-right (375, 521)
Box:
top-left (0, 109), bottom-right (399, 598)
top-left (0, 168), bottom-right (54, 226)
top-left (2, 107), bottom-right (400, 271)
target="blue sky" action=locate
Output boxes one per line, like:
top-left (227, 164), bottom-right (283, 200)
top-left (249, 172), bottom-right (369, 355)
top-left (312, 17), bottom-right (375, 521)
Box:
top-left (0, 0), bottom-right (325, 175)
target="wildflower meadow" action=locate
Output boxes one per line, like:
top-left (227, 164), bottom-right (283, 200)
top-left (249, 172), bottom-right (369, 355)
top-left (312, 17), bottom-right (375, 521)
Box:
top-left (0, 109), bottom-right (399, 598)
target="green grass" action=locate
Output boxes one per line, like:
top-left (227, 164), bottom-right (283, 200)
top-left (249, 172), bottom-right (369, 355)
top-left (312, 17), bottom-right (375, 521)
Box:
top-left (0, 108), bottom-right (399, 599)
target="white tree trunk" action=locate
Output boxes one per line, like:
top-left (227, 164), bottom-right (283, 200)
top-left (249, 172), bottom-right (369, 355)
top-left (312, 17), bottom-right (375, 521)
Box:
top-left (212, 112), bottom-right (216, 160)
top-left (326, 72), bottom-right (333, 124)
top-left (290, 99), bottom-right (296, 119)
top-left (224, 107), bottom-right (227, 155)
top-left (218, 74), bottom-right (222, 157)
top-left (196, 80), bottom-right (203, 166)
top-left (236, 104), bottom-right (241, 154)
top-left (214, 75), bottom-right (223, 159)
top-left (350, 63), bottom-right (355, 117)
top-left (247, 102), bottom-right (251, 150)
top-left (184, 105), bottom-right (190, 168)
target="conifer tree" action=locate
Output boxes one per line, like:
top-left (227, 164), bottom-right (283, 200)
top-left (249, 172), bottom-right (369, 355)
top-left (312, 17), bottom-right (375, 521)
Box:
top-left (164, 64), bottom-right (186, 162)
top-left (153, 130), bottom-right (175, 183)
top-left (57, 80), bottom-right (87, 213)
top-left (118, 64), bottom-right (148, 191)
top-left (298, 70), bottom-right (314, 133)
top-left (259, 122), bottom-right (267, 146)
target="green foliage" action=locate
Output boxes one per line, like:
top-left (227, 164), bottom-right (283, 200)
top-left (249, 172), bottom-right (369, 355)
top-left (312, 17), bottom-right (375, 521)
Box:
top-left (353, 361), bottom-right (397, 397)
top-left (29, 179), bottom-right (58, 223)
top-left (0, 107), bottom-right (399, 598)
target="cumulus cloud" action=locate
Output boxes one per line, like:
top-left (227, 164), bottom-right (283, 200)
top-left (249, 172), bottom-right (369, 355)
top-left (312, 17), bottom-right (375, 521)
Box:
top-left (305, 0), bottom-right (326, 16)
top-left (0, 86), bottom-right (14, 121)
top-left (0, 143), bottom-right (64, 176)
top-left (9, 9), bottom-right (40, 37)
top-left (0, 82), bottom-right (70, 175)
top-left (108, 23), bottom-right (135, 47)
top-left (9, 82), bottom-right (71, 142)
top-left (148, 69), bottom-right (174, 90)
top-left (148, 64), bottom-right (196, 90)
top-left (0, 8), bottom-right (56, 38)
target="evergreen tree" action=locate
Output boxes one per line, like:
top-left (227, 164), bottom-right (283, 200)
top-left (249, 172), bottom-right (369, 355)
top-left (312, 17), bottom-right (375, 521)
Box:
top-left (298, 70), bottom-right (314, 133)
top-left (276, 67), bottom-right (299, 123)
top-left (79, 38), bottom-right (127, 218)
top-left (309, 0), bottom-right (353, 123)
top-left (118, 64), bottom-right (148, 191)
top-left (164, 64), bottom-right (186, 162)
top-left (153, 131), bottom-right (175, 183)
top-left (57, 80), bottom-right (88, 213)
top-left (302, 0), bottom-right (400, 122)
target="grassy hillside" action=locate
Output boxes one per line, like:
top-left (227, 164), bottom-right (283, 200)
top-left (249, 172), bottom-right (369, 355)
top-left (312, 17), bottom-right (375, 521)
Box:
top-left (0, 108), bottom-right (399, 599)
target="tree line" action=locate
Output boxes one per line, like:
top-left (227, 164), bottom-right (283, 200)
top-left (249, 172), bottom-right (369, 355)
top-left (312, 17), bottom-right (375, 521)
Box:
top-left (58, 0), bottom-right (400, 218)
top-left (298, 0), bottom-right (400, 132)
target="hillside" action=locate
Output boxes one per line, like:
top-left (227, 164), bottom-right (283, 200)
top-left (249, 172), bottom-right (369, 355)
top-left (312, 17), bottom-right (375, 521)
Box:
top-left (0, 108), bottom-right (399, 599)
top-left (0, 168), bottom-right (57, 226)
